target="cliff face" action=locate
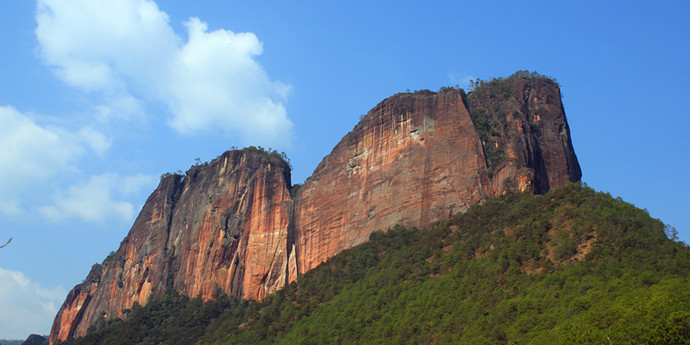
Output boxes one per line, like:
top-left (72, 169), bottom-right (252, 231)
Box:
top-left (50, 151), bottom-right (293, 343)
top-left (291, 77), bottom-right (581, 274)
top-left (293, 91), bottom-right (488, 273)
top-left (51, 75), bottom-right (581, 344)
top-left (465, 76), bottom-right (581, 195)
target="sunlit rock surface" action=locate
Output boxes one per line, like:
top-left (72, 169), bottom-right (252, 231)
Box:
top-left (51, 76), bottom-right (580, 344)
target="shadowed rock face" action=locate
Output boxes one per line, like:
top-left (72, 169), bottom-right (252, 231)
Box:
top-left (50, 76), bottom-right (580, 344)
top-left (465, 77), bottom-right (581, 195)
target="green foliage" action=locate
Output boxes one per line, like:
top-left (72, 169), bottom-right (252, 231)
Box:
top-left (63, 183), bottom-right (690, 344)
top-left (410, 86), bottom-right (466, 95)
top-left (438, 85), bottom-right (462, 93)
top-left (469, 70), bottom-right (557, 91)
top-left (666, 224), bottom-right (681, 241)
top-left (60, 290), bottom-right (246, 345)
top-left (289, 183), bottom-right (302, 198)
top-left (413, 89), bottom-right (436, 96)
top-left (159, 172), bottom-right (174, 180)
top-left (242, 145), bottom-right (291, 171)
top-left (83, 264), bottom-right (103, 284)
top-left (160, 147), bottom-right (292, 183)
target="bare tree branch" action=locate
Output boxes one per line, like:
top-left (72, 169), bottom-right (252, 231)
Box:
top-left (0, 237), bottom-right (12, 249)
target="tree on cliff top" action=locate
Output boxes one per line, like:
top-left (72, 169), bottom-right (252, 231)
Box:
top-left (242, 146), bottom-right (291, 170)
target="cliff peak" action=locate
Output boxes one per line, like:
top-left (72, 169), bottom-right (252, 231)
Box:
top-left (50, 72), bottom-right (580, 343)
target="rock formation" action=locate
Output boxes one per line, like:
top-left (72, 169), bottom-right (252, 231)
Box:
top-left (50, 151), bottom-right (294, 343)
top-left (50, 73), bottom-right (581, 344)
top-left (292, 89), bottom-right (487, 273)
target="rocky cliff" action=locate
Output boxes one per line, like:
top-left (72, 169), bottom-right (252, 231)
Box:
top-left (292, 89), bottom-right (488, 273)
top-left (292, 75), bottom-right (581, 274)
top-left (50, 73), bottom-right (581, 344)
top-left (50, 150), bottom-right (294, 343)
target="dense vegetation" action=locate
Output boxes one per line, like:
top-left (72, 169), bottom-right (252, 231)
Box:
top-left (61, 183), bottom-right (690, 344)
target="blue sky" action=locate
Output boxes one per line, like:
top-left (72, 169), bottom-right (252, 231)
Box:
top-left (0, 0), bottom-right (688, 339)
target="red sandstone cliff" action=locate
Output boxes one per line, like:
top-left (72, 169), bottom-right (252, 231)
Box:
top-left (50, 74), bottom-right (580, 344)
top-left (50, 150), bottom-right (294, 343)
top-left (292, 76), bottom-right (580, 274)
top-left (292, 90), bottom-right (488, 273)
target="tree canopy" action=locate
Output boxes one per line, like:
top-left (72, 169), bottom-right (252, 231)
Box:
top-left (61, 183), bottom-right (690, 345)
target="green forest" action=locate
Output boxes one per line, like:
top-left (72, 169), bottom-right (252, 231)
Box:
top-left (61, 183), bottom-right (690, 344)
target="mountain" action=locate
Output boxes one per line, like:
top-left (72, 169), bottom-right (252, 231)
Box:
top-left (19, 335), bottom-right (47, 345)
top-left (58, 183), bottom-right (690, 344)
top-left (50, 71), bottom-right (581, 343)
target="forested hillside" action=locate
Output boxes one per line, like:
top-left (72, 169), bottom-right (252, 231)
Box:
top-left (61, 183), bottom-right (690, 345)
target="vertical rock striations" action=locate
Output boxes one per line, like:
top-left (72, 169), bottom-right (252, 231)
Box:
top-left (50, 150), bottom-right (293, 343)
top-left (293, 90), bottom-right (487, 274)
top-left (50, 73), bottom-right (581, 344)
top-left (291, 75), bottom-right (581, 275)
top-left (465, 75), bottom-right (581, 195)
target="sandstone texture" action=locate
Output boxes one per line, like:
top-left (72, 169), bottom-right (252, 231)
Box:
top-left (50, 74), bottom-right (580, 344)
top-left (292, 76), bottom-right (580, 274)
top-left (293, 90), bottom-right (487, 273)
top-left (465, 76), bottom-right (581, 194)
top-left (50, 151), bottom-right (293, 343)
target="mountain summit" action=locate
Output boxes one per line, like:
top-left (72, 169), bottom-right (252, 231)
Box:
top-left (50, 72), bottom-right (581, 343)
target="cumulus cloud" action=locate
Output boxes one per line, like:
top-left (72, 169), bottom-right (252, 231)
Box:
top-left (0, 106), bottom-right (108, 215)
top-left (0, 106), bottom-right (83, 181)
top-left (0, 268), bottom-right (66, 339)
top-left (40, 173), bottom-right (157, 224)
top-left (167, 18), bottom-right (292, 142)
top-left (35, 0), bottom-right (293, 146)
top-left (35, 0), bottom-right (177, 93)
top-left (92, 93), bottom-right (147, 123)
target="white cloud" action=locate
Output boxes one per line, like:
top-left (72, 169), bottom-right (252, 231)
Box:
top-left (167, 18), bottom-right (293, 144)
top-left (0, 268), bottom-right (66, 339)
top-left (93, 93), bottom-right (147, 123)
top-left (78, 127), bottom-right (111, 155)
top-left (0, 106), bottom-right (109, 215)
top-left (40, 173), bottom-right (157, 224)
top-left (35, 0), bottom-right (293, 146)
top-left (0, 106), bottom-right (82, 182)
top-left (35, 0), bottom-right (177, 93)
